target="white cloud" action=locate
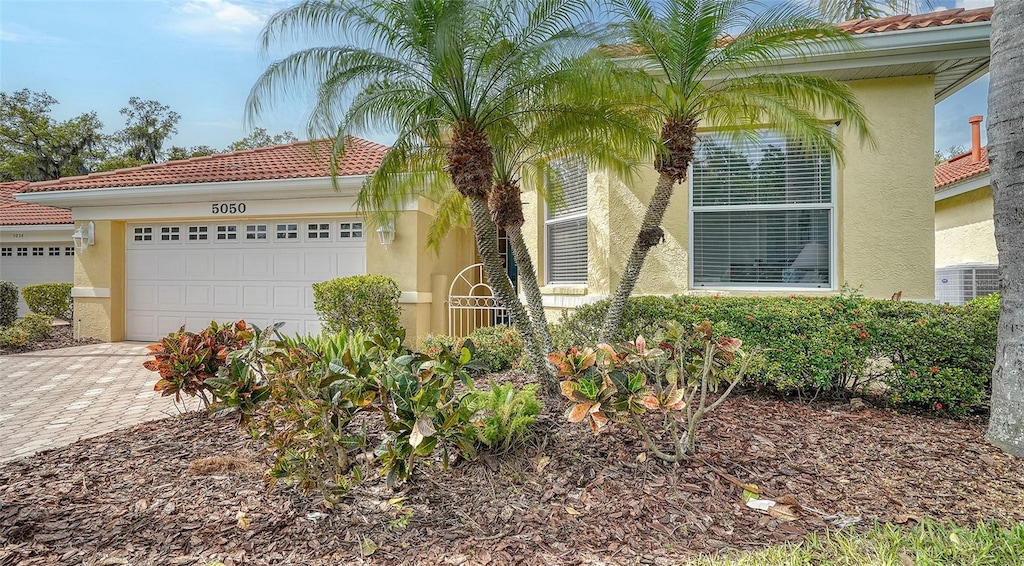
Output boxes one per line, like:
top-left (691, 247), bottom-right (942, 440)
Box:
top-left (0, 24), bottom-right (65, 44)
top-left (167, 0), bottom-right (288, 46)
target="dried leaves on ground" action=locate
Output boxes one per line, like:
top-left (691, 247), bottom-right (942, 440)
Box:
top-left (1, 385), bottom-right (1021, 566)
top-left (0, 325), bottom-right (101, 356)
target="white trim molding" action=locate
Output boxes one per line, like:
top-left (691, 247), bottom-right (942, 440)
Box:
top-left (399, 291), bottom-right (433, 304)
top-left (935, 172), bottom-right (990, 202)
top-left (71, 287), bottom-right (111, 298)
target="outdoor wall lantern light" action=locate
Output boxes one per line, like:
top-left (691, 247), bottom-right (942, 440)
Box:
top-left (72, 221), bottom-right (95, 251)
top-left (376, 219), bottom-right (396, 248)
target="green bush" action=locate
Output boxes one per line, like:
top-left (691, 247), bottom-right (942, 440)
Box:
top-left (21, 283), bottom-right (73, 320)
top-left (967, 292), bottom-right (1000, 310)
top-left (312, 275), bottom-right (402, 336)
top-left (551, 293), bottom-right (998, 413)
top-left (16, 313), bottom-right (54, 341)
top-left (422, 325), bottom-right (525, 373)
top-left (0, 280), bottom-right (17, 328)
top-left (0, 326), bottom-right (29, 348)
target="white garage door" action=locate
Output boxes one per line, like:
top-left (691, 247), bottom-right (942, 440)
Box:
top-left (126, 218), bottom-right (366, 341)
top-left (0, 244), bottom-right (75, 316)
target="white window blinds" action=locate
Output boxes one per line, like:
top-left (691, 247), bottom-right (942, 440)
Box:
top-left (691, 132), bottom-right (834, 289)
top-left (546, 161), bottom-right (588, 284)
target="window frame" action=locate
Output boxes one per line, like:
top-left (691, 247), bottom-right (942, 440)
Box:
top-left (544, 162), bottom-right (589, 286)
top-left (687, 131), bottom-right (838, 292)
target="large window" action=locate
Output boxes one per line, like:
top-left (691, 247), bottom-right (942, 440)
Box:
top-left (690, 131), bottom-right (834, 289)
top-left (545, 161), bottom-right (588, 284)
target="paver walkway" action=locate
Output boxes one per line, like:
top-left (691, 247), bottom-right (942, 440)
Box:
top-left (0, 342), bottom-right (196, 463)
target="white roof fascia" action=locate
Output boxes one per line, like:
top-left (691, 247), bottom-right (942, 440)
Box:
top-left (935, 172), bottom-right (990, 202)
top-left (0, 224), bottom-right (73, 233)
top-left (15, 175), bottom-right (366, 209)
top-left (634, 21), bottom-right (991, 81)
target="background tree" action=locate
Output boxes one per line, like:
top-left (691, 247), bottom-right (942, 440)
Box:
top-left (227, 128), bottom-right (298, 152)
top-left (249, 0), bottom-right (623, 390)
top-left (0, 89), bottom-right (106, 181)
top-left (934, 144), bottom-right (967, 165)
top-left (986, 1), bottom-right (1024, 458)
top-left (116, 97), bottom-right (180, 164)
top-left (166, 145), bottom-right (219, 161)
top-left (597, 0), bottom-right (871, 343)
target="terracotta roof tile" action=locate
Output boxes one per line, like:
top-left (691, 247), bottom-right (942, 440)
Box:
top-left (21, 137), bottom-right (388, 193)
top-left (0, 181), bottom-right (72, 226)
top-left (0, 181), bottom-right (29, 206)
top-left (935, 148), bottom-right (990, 190)
top-left (837, 7), bottom-right (992, 35)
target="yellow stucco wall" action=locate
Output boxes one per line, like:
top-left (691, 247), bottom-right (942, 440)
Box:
top-left (524, 75), bottom-right (937, 317)
top-left (73, 220), bottom-right (125, 341)
top-left (934, 186), bottom-right (997, 267)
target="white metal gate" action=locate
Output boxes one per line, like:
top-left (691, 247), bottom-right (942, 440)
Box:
top-left (448, 263), bottom-right (508, 337)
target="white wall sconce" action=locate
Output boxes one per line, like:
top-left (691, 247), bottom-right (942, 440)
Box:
top-left (376, 218), bottom-right (396, 248)
top-left (72, 221), bottom-right (95, 251)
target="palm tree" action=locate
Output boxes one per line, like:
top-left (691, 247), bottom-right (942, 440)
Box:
top-left (817, 0), bottom-right (935, 23)
top-left (986, 1), bottom-right (1024, 458)
top-left (246, 0), bottom-right (619, 390)
top-left (597, 0), bottom-right (872, 343)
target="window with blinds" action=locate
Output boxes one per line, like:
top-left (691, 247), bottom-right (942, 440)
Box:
top-left (690, 131), bottom-right (834, 289)
top-left (545, 161), bottom-right (588, 284)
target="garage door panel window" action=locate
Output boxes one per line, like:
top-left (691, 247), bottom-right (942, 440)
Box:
top-left (188, 226), bottom-right (209, 241)
top-left (307, 223), bottom-right (331, 240)
top-left (65, 247), bottom-right (74, 256)
top-left (1, 248), bottom-right (10, 257)
top-left (160, 227), bottom-right (180, 242)
top-left (690, 131), bottom-right (834, 290)
top-left (133, 227), bottom-right (153, 242)
top-left (16, 247), bottom-right (27, 257)
top-left (32, 247), bottom-right (43, 256)
top-left (276, 223), bottom-right (298, 240)
top-left (216, 225), bottom-right (237, 240)
top-left (339, 222), bottom-right (364, 239)
top-left (246, 224), bottom-right (268, 240)
top-left (48, 247), bottom-right (60, 256)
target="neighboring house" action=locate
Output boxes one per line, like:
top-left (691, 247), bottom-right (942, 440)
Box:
top-left (15, 7), bottom-right (993, 343)
top-left (519, 7), bottom-right (993, 318)
top-left (14, 140), bottom-right (476, 342)
top-left (934, 115), bottom-right (997, 305)
top-left (0, 181), bottom-right (75, 316)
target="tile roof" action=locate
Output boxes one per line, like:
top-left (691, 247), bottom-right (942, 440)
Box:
top-left (602, 6), bottom-right (992, 57)
top-left (837, 7), bottom-right (992, 35)
top-left (0, 181), bottom-right (72, 226)
top-left (21, 137), bottom-right (388, 193)
top-left (935, 148), bottom-right (990, 190)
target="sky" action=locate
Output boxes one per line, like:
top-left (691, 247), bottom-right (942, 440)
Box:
top-left (0, 0), bottom-right (996, 155)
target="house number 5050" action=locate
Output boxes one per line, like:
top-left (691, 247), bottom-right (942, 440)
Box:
top-left (211, 203), bottom-right (246, 214)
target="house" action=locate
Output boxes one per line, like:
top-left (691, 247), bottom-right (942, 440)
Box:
top-left (13, 140), bottom-right (476, 342)
top-left (14, 7), bottom-right (992, 343)
top-left (934, 116), bottom-right (997, 305)
top-left (0, 181), bottom-right (75, 316)
top-left (518, 7), bottom-right (993, 318)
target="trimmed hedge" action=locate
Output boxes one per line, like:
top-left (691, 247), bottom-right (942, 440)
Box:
top-left (22, 282), bottom-right (73, 320)
top-left (551, 293), bottom-right (998, 414)
top-left (0, 280), bottom-right (17, 328)
top-left (312, 275), bottom-right (402, 336)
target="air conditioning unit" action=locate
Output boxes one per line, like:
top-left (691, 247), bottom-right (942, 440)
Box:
top-left (935, 263), bottom-right (999, 305)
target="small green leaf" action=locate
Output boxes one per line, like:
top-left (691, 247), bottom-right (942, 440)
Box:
top-left (459, 346), bottom-right (472, 365)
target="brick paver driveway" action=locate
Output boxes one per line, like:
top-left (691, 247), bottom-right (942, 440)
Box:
top-left (0, 342), bottom-right (194, 463)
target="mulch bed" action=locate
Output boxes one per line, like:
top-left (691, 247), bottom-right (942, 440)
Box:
top-left (1, 380), bottom-right (1021, 566)
top-left (0, 324), bottom-right (102, 356)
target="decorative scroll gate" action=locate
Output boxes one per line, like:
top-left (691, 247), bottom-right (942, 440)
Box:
top-left (448, 263), bottom-right (509, 337)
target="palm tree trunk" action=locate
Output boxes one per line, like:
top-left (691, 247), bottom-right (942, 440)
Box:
top-left (599, 171), bottom-right (679, 343)
top-left (505, 224), bottom-right (553, 356)
top-left (985, 1), bottom-right (1024, 458)
top-left (467, 197), bottom-right (556, 391)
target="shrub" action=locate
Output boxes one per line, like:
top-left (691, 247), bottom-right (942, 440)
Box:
top-left (967, 292), bottom-right (1000, 310)
top-left (551, 293), bottom-right (998, 413)
top-left (312, 275), bottom-right (402, 336)
top-left (0, 326), bottom-right (29, 348)
top-left (0, 280), bottom-right (17, 328)
top-left (143, 320), bottom-right (253, 407)
top-left (556, 321), bottom-right (752, 460)
top-left (21, 283), bottom-right (73, 320)
top-left (16, 313), bottom-right (54, 341)
top-left (462, 381), bottom-right (542, 453)
top-left (422, 325), bottom-right (525, 373)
